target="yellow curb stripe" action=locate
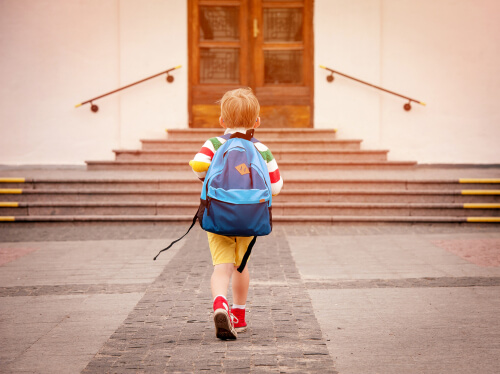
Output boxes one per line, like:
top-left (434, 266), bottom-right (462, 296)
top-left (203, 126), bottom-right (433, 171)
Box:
top-left (0, 202), bottom-right (19, 207)
top-left (0, 178), bottom-right (25, 183)
top-left (0, 189), bottom-right (23, 194)
top-left (460, 179), bottom-right (500, 184)
top-left (461, 190), bottom-right (500, 195)
top-left (0, 216), bottom-right (15, 222)
top-left (467, 217), bottom-right (500, 223)
top-left (464, 203), bottom-right (500, 209)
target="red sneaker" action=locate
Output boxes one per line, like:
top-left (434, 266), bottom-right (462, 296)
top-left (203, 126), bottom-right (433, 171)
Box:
top-left (231, 308), bottom-right (247, 333)
top-left (213, 296), bottom-right (237, 340)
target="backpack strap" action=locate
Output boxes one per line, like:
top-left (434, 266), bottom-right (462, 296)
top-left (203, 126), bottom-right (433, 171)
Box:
top-left (153, 213), bottom-right (198, 260)
top-left (236, 235), bottom-right (257, 273)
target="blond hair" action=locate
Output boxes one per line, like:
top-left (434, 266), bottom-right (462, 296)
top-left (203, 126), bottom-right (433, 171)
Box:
top-left (219, 88), bottom-right (260, 129)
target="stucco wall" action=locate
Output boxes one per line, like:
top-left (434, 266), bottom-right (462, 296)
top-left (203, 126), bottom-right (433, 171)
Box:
top-left (315, 0), bottom-right (500, 163)
top-left (0, 0), bottom-right (187, 164)
top-left (1, 0), bottom-right (499, 164)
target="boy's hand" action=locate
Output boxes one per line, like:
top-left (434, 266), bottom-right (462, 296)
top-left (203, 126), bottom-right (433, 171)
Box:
top-left (189, 160), bottom-right (210, 172)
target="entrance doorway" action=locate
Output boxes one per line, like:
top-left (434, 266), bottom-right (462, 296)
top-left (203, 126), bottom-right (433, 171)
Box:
top-left (188, 0), bottom-right (314, 128)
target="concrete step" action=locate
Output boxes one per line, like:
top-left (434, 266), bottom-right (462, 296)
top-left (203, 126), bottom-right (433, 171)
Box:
top-left (2, 178), bottom-right (499, 191)
top-left (113, 149), bottom-right (389, 162)
top-left (2, 214), bottom-right (499, 223)
top-left (85, 160), bottom-right (417, 171)
top-left (2, 202), bottom-right (499, 217)
top-left (2, 188), bottom-right (499, 203)
top-left (140, 139), bottom-right (362, 151)
top-left (165, 128), bottom-right (338, 141)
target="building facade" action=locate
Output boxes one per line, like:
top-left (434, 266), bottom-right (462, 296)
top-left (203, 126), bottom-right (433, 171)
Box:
top-left (1, 0), bottom-right (499, 164)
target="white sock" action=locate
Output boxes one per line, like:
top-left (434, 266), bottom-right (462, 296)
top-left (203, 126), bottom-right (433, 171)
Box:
top-left (232, 304), bottom-right (246, 310)
top-left (213, 295), bottom-right (227, 302)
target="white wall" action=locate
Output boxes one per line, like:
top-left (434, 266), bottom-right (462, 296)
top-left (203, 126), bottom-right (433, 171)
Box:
top-left (2, 0), bottom-right (499, 164)
top-left (0, 0), bottom-right (187, 165)
top-left (315, 0), bottom-right (500, 163)
top-left (119, 0), bottom-right (187, 150)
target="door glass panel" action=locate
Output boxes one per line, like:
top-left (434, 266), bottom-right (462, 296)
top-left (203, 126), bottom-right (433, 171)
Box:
top-left (200, 48), bottom-right (240, 84)
top-left (199, 6), bottom-right (239, 41)
top-left (263, 8), bottom-right (303, 42)
top-left (264, 50), bottom-right (302, 84)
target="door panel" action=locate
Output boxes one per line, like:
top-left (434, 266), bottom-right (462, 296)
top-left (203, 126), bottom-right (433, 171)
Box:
top-left (189, 0), bottom-right (313, 128)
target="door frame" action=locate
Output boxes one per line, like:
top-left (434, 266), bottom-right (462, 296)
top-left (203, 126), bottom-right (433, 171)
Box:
top-left (188, 0), bottom-right (314, 127)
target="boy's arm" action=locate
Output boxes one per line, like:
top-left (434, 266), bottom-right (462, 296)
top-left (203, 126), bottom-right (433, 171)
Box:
top-left (268, 157), bottom-right (283, 196)
top-left (255, 143), bottom-right (283, 196)
top-left (189, 139), bottom-right (215, 181)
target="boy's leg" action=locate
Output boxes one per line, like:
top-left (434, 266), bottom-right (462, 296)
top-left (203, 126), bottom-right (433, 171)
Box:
top-left (207, 233), bottom-right (238, 339)
top-left (211, 263), bottom-right (234, 299)
top-left (232, 236), bottom-right (253, 304)
top-left (208, 233), bottom-right (237, 299)
top-left (211, 264), bottom-right (238, 340)
top-left (231, 265), bottom-right (249, 333)
top-left (232, 265), bottom-right (249, 305)
top-left (231, 237), bottom-right (253, 333)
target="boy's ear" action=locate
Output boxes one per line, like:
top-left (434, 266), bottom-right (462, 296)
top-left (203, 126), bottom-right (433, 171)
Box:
top-left (219, 116), bottom-right (226, 129)
top-left (253, 117), bottom-right (261, 129)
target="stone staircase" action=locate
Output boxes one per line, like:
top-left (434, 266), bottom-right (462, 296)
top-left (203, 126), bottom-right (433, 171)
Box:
top-left (86, 129), bottom-right (416, 171)
top-left (1, 128), bottom-right (499, 223)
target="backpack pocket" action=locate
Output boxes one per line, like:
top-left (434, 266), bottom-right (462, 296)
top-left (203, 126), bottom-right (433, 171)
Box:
top-left (202, 197), bottom-right (272, 237)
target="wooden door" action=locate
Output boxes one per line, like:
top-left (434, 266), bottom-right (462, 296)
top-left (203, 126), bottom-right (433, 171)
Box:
top-left (189, 0), bottom-right (313, 128)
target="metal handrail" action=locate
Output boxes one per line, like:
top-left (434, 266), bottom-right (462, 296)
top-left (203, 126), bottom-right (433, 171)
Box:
top-left (75, 65), bottom-right (182, 113)
top-left (319, 65), bottom-right (425, 111)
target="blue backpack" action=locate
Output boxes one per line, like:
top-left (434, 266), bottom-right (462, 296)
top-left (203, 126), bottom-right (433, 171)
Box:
top-left (154, 129), bottom-right (273, 272)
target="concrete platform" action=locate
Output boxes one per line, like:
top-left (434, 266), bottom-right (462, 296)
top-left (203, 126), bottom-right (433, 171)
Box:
top-left (1, 223), bottom-right (499, 373)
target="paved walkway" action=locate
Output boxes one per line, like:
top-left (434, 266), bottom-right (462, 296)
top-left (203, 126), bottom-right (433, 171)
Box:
top-left (1, 223), bottom-right (499, 373)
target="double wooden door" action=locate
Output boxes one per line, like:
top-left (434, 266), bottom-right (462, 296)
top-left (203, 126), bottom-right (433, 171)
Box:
top-left (189, 0), bottom-right (314, 128)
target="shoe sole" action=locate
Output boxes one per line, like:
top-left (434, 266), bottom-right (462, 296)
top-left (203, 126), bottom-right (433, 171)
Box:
top-left (214, 309), bottom-right (237, 340)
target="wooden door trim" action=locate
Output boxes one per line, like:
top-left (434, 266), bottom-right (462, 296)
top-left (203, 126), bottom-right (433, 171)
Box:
top-left (304, 0), bottom-right (314, 126)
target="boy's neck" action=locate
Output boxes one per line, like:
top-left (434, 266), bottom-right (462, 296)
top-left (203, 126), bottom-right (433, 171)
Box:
top-left (224, 127), bottom-right (252, 135)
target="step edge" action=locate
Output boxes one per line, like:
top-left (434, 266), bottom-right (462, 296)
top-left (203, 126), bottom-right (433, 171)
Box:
top-left (6, 189), bottom-right (500, 195)
top-left (113, 149), bottom-right (390, 155)
top-left (86, 160), bottom-right (417, 166)
top-left (5, 202), bottom-right (500, 209)
top-left (6, 215), bottom-right (500, 223)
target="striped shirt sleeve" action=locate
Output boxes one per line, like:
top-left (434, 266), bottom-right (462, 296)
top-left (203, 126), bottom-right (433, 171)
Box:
top-left (254, 142), bottom-right (283, 196)
top-left (189, 137), bottom-right (221, 180)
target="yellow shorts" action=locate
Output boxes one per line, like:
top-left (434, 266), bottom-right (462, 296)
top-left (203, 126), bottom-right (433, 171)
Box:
top-left (207, 232), bottom-right (254, 266)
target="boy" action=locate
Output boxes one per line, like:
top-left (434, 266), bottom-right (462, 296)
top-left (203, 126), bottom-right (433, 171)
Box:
top-left (189, 88), bottom-right (283, 340)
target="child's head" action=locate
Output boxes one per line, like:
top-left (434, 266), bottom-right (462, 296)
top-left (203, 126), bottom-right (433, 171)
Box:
top-left (219, 88), bottom-right (260, 129)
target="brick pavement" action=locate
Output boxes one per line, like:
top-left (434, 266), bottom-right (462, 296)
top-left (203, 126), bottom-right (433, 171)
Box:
top-left (1, 221), bottom-right (499, 244)
top-left (81, 226), bottom-right (337, 373)
top-left (1, 222), bottom-right (500, 373)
